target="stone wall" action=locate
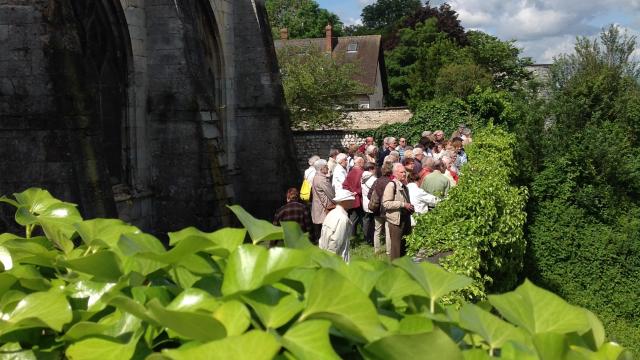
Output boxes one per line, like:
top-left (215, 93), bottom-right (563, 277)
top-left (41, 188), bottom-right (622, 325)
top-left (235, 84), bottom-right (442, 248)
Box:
top-left (293, 107), bottom-right (412, 174)
top-left (0, 0), bottom-right (297, 234)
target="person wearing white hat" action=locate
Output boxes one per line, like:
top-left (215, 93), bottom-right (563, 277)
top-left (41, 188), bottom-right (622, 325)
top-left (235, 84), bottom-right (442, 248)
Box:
top-left (318, 188), bottom-right (355, 262)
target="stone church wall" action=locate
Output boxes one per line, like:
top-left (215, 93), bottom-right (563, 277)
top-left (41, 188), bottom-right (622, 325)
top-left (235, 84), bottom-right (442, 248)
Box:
top-left (0, 0), bottom-right (297, 235)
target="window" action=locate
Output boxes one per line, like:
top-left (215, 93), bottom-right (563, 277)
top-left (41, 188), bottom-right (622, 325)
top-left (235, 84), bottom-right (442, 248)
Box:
top-left (347, 42), bottom-right (358, 53)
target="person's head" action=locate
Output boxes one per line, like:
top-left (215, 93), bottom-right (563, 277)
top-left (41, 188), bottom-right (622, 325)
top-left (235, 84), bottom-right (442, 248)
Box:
top-left (399, 138), bottom-right (406, 148)
top-left (403, 149), bottom-right (414, 159)
top-left (381, 161), bottom-right (394, 177)
top-left (402, 157), bottom-right (414, 172)
top-left (353, 156), bottom-right (365, 168)
top-left (364, 162), bottom-right (376, 173)
top-left (408, 172), bottom-right (421, 183)
top-left (336, 153), bottom-right (348, 168)
top-left (451, 138), bottom-right (463, 152)
top-left (405, 145), bottom-right (413, 151)
top-left (286, 188), bottom-right (299, 202)
top-left (422, 157), bottom-right (435, 171)
top-left (433, 160), bottom-right (445, 172)
top-left (365, 136), bottom-right (374, 145)
top-left (366, 144), bottom-right (378, 157)
top-left (329, 148), bottom-right (339, 159)
top-left (308, 155), bottom-right (320, 167)
top-left (333, 188), bottom-right (356, 210)
top-left (313, 159), bottom-right (329, 174)
top-left (458, 123), bottom-right (466, 133)
top-left (389, 150), bottom-right (400, 162)
top-left (392, 163), bottom-right (408, 183)
top-left (413, 148), bottom-right (424, 161)
top-left (462, 128), bottom-right (471, 137)
top-left (434, 130), bottom-right (445, 142)
top-left (421, 130), bottom-right (432, 139)
top-left (383, 137), bottom-right (390, 147)
top-left (441, 151), bottom-right (453, 167)
top-left (388, 137), bottom-right (397, 150)
top-left (348, 144), bottom-right (358, 156)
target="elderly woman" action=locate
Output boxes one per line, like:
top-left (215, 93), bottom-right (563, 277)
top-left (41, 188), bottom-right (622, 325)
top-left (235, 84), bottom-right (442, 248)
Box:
top-left (311, 159), bottom-right (335, 244)
top-left (319, 188), bottom-right (356, 262)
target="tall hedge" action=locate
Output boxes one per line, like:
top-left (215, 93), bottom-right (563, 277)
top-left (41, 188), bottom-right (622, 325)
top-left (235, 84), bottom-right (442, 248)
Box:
top-left (406, 125), bottom-right (528, 300)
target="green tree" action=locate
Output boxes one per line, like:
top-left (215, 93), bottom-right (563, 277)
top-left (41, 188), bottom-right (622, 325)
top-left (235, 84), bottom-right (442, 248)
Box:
top-left (265, 0), bottom-right (343, 39)
top-left (277, 45), bottom-right (369, 129)
top-left (525, 25), bottom-right (640, 352)
top-left (360, 0), bottom-right (422, 31)
top-left (434, 63), bottom-right (492, 98)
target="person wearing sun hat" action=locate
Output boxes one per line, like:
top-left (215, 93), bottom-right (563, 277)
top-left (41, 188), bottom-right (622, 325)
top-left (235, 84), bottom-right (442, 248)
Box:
top-left (318, 188), bottom-right (356, 262)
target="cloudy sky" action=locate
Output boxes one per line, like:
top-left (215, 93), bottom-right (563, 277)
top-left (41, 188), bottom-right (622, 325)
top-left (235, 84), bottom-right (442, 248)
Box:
top-left (316, 0), bottom-right (640, 63)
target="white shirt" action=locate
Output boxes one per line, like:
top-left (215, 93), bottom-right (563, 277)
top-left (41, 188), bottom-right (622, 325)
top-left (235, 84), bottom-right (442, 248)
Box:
top-left (361, 171), bottom-right (377, 214)
top-left (407, 182), bottom-right (440, 226)
top-left (304, 166), bottom-right (316, 184)
top-left (319, 205), bottom-right (352, 262)
top-left (332, 164), bottom-right (347, 194)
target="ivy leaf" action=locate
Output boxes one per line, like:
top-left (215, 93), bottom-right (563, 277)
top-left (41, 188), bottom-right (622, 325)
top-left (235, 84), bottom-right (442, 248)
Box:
top-left (282, 320), bottom-right (341, 360)
top-left (146, 299), bottom-right (226, 342)
top-left (74, 219), bottom-right (138, 248)
top-left (281, 221), bottom-right (313, 249)
top-left (488, 280), bottom-right (590, 335)
top-left (0, 246), bottom-right (13, 271)
top-left (162, 330), bottom-right (280, 360)
top-left (362, 327), bottom-right (463, 360)
top-left (62, 250), bottom-right (123, 282)
top-left (0, 288), bottom-right (72, 333)
top-left (35, 203), bottom-right (82, 253)
top-left (169, 227), bottom-right (246, 257)
top-left (299, 268), bottom-right (386, 342)
top-left (394, 257), bottom-right (472, 313)
top-left (228, 205), bottom-right (283, 244)
top-left (243, 286), bottom-right (304, 329)
top-left (213, 300), bottom-right (251, 336)
top-left (459, 303), bottom-right (525, 350)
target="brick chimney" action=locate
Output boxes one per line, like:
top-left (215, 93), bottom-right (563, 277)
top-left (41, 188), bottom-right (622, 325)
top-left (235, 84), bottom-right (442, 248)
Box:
top-left (325, 23), bottom-right (333, 52)
top-left (279, 28), bottom-right (289, 40)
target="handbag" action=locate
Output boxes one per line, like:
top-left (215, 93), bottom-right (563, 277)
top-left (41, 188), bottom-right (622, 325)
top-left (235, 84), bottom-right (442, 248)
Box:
top-left (300, 179), bottom-right (311, 201)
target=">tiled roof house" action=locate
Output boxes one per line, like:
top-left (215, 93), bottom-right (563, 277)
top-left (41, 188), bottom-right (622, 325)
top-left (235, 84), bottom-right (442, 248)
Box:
top-left (274, 25), bottom-right (389, 109)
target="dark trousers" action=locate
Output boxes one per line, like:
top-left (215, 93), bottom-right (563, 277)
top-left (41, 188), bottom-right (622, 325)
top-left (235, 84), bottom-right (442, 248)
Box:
top-left (311, 223), bottom-right (322, 245)
top-left (362, 212), bottom-right (375, 245)
top-left (348, 206), bottom-right (365, 238)
top-left (387, 216), bottom-right (411, 260)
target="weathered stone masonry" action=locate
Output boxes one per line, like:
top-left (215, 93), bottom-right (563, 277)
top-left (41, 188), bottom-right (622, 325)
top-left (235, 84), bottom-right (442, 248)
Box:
top-left (0, 0), bottom-right (298, 234)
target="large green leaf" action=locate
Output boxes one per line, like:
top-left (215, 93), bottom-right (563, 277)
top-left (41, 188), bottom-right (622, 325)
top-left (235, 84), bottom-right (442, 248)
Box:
top-left (228, 205), bottom-right (283, 244)
top-left (213, 300), bottom-right (251, 336)
top-left (281, 221), bottom-right (313, 249)
top-left (362, 327), bottom-right (463, 360)
top-left (222, 245), bottom-right (308, 296)
top-left (35, 202), bottom-right (82, 253)
top-left (12, 188), bottom-right (61, 215)
top-left (375, 267), bottom-right (426, 308)
top-left (299, 268), bottom-right (386, 342)
top-left (532, 332), bottom-right (569, 360)
top-left (243, 286), bottom-right (304, 329)
top-left (459, 303), bottom-right (525, 350)
top-left (0, 245), bottom-right (13, 270)
top-left (62, 250), bottom-right (123, 281)
top-left (117, 233), bottom-right (166, 275)
top-left (166, 288), bottom-right (219, 312)
top-left (169, 227), bottom-right (246, 257)
top-left (282, 320), bottom-right (341, 360)
top-left (393, 257), bottom-right (472, 313)
top-left (397, 315), bottom-right (433, 334)
top-left (0, 288), bottom-right (71, 333)
top-left (65, 328), bottom-right (140, 360)
top-left (66, 280), bottom-right (118, 312)
top-left (342, 260), bottom-right (387, 296)
top-left (488, 280), bottom-right (591, 335)
top-left (146, 299), bottom-right (226, 342)
top-left (74, 219), bottom-right (138, 248)
top-left (162, 330), bottom-right (281, 360)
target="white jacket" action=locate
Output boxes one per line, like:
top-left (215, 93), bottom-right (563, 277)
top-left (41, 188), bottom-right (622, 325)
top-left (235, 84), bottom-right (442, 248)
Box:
top-left (319, 205), bottom-right (352, 262)
top-left (332, 164), bottom-right (347, 194)
top-left (361, 171), bottom-right (377, 214)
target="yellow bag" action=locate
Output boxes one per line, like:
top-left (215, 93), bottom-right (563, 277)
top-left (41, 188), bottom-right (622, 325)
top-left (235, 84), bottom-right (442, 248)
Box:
top-left (300, 179), bottom-right (311, 201)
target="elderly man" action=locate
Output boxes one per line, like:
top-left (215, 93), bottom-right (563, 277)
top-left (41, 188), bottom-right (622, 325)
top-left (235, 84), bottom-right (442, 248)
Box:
top-left (397, 137), bottom-right (407, 160)
top-left (311, 159), bottom-right (335, 244)
top-left (378, 137), bottom-right (396, 166)
top-left (365, 144), bottom-right (378, 164)
top-left (382, 163), bottom-right (414, 260)
top-left (358, 136), bottom-right (374, 154)
top-left (434, 130), bottom-right (445, 144)
top-left (332, 153), bottom-right (348, 193)
top-left (413, 148), bottom-right (424, 174)
top-left (368, 162), bottom-right (393, 254)
top-left (327, 148), bottom-right (340, 176)
top-left (421, 160), bottom-right (450, 198)
top-left (319, 188), bottom-right (356, 262)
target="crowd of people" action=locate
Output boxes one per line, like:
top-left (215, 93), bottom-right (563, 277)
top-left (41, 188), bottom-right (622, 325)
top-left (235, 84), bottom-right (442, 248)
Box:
top-left (272, 124), bottom-right (472, 261)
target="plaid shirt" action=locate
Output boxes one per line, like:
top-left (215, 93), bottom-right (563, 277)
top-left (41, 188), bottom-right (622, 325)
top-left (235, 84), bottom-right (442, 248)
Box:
top-left (273, 201), bottom-right (311, 232)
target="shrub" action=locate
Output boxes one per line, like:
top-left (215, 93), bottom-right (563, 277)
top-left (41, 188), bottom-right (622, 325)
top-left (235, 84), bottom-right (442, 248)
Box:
top-left (406, 125), bottom-right (528, 299)
top-left (0, 188), bottom-right (628, 359)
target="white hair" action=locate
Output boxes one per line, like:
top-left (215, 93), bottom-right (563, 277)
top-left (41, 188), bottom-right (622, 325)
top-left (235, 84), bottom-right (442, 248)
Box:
top-left (413, 148), bottom-right (424, 155)
top-left (366, 145), bottom-right (378, 155)
top-left (308, 155), bottom-right (320, 166)
top-left (336, 153), bottom-right (348, 162)
top-left (404, 149), bottom-right (414, 159)
top-left (392, 163), bottom-right (405, 173)
top-left (313, 159), bottom-right (328, 170)
top-left (389, 150), bottom-right (400, 158)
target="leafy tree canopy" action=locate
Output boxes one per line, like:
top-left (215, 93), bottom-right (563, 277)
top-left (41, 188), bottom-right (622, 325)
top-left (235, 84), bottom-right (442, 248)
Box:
top-left (360, 0), bottom-right (422, 32)
top-left (265, 0), bottom-right (343, 39)
top-left (277, 45), bottom-right (369, 129)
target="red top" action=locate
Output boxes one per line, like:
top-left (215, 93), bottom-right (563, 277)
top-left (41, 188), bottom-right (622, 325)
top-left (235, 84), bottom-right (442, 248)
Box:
top-left (342, 166), bottom-right (364, 208)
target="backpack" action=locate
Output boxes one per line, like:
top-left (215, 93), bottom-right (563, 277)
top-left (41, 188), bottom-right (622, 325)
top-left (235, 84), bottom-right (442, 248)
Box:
top-left (300, 179), bottom-right (311, 201)
top-left (368, 179), bottom-right (395, 215)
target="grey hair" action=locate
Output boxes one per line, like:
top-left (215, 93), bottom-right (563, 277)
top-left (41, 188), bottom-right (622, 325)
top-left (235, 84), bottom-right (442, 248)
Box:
top-left (413, 148), bottom-right (424, 155)
top-left (308, 155), bottom-right (320, 166)
top-left (329, 148), bottom-right (340, 157)
top-left (392, 162), bottom-right (405, 173)
top-left (383, 137), bottom-right (390, 145)
top-left (422, 157), bottom-right (435, 170)
top-left (366, 144), bottom-right (378, 155)
top-left (313, 159), bottom-right (328, 170)
top-left (336, 153), bottom-right (348, 162)
top-left (389, 150), bottom-right (400, 158)
top-left (388, 137), bottom-right (396, 144)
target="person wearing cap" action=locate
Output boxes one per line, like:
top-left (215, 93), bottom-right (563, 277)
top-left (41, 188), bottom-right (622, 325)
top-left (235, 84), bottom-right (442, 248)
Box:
top-left (319, 188), bottom-right (356, 262)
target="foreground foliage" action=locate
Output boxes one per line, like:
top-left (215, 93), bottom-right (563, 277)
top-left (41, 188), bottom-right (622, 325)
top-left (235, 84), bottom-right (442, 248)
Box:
top-left (0, 188), bottom-right (629, 359)
top-left (407, 125), bottom-right (528, 299)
